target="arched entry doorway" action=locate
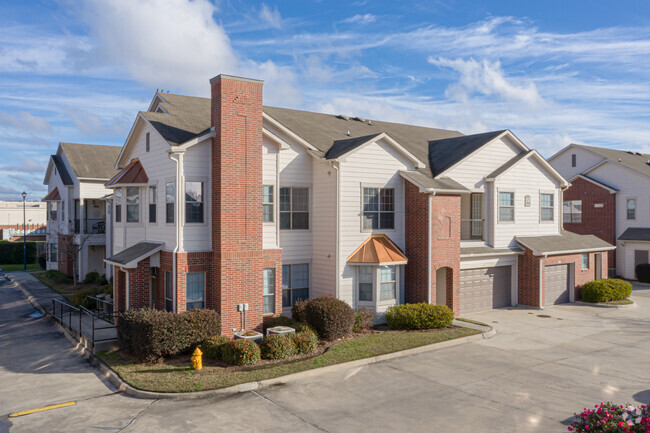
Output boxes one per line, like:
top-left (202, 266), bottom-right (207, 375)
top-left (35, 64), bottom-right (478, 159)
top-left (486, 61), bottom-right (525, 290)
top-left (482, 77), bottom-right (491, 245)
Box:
top-left (436, 267), bottom-right (448, 306)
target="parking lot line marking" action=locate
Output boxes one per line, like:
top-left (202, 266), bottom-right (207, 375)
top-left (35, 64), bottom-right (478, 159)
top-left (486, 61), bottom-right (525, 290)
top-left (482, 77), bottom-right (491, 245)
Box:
top-left (8, 401), bottom-right (76, 418)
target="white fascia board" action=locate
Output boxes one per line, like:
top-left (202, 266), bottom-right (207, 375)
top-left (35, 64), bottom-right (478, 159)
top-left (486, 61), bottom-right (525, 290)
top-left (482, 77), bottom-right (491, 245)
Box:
top-left (43, 158), bottom-right (54, 185)
top-left (583, 158), bottom-right (650, 182)
top-left (339, 132), bottom-right (426, 169)
top-left (175, 128), bottom-right (216, 151)
top-left (486, 150), bottom-right (568, 187)
top-left (399, 172), bottom-right (469, 195)
top-left (263, 112), bottom-right (320, 153)
top-left (146, 92), bottom-right (168, 112)
top-left (263, 127), bottom-right (291, 150)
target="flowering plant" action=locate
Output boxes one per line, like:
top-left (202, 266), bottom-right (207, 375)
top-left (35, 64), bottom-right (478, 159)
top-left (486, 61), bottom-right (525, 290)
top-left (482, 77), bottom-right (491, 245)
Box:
top-left (568, 402), bottom-right (649, 432)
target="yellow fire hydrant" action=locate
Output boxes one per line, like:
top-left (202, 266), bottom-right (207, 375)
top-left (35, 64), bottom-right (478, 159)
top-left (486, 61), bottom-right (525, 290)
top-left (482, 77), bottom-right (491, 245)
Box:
top-left (191, 347), bottom-right (203, 370)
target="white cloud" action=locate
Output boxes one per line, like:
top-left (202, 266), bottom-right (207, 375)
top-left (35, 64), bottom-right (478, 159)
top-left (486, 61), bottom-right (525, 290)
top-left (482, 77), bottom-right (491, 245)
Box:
top-left (0, 111), bottom-right (52, 133)
top-left (428, 57), bottom-right (543, 106)
top-left (341, 14), bottom-right (376, 25)
top-left (259, 4), bottom-right (282, 29)
top-left (0, 158), bottom-right (47, 174)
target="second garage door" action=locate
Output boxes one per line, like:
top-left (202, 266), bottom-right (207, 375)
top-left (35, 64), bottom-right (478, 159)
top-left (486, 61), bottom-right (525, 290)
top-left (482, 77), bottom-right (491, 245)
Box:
top-left (460, 266), bottom-right (512, 314)
top-left (544, 264), bottom-right (570, 305)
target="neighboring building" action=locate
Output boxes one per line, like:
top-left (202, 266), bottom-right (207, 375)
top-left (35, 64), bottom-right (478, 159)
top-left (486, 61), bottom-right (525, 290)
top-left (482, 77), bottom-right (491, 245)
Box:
top-left (549, 144), bottom-right (650, 279)
top-left (105, 74), bottom-right (612, 336)
top-left (0, 201), bottom-right (47, 231)
top-left (43, 142), bottom-right (121, 280)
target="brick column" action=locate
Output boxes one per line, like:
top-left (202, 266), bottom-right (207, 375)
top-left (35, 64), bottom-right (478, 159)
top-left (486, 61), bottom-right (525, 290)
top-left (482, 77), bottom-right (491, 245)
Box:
top-left (114, 268), bottom-right (126, 314)
top-left (430, 194), bottom-right (461, 316)
top-left (211, 74), bottom-right (265, 336)
top-left (127, 257), bottom-right (150, 310)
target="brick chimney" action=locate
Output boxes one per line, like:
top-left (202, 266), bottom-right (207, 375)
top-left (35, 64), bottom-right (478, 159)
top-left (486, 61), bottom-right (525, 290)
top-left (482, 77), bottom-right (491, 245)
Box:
top-left (210, 74), bottom-right (265, 336)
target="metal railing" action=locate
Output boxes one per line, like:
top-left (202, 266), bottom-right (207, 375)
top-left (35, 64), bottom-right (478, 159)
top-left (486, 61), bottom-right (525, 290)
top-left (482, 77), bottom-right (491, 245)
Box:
top-left (74, 219), bottom-right (106, 234)
top-left (51, 298), bottom-right (118, 347)
top-left (461, 218), bottom-right (485, 241)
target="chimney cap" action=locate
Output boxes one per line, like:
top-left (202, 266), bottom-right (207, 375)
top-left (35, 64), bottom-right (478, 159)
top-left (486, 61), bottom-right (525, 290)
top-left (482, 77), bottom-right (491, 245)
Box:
top-left (210, 74), bottom-right (264, 85)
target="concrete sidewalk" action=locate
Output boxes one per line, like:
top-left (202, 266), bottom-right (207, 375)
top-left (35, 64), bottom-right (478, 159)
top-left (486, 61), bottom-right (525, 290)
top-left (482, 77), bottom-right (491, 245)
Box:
top-left (4, 271), bottom-right (118, 351)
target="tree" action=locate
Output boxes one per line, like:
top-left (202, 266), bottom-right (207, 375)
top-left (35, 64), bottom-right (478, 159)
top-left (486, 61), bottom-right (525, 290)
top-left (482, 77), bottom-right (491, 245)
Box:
top-left (49, 224), bottom-right (92, 286)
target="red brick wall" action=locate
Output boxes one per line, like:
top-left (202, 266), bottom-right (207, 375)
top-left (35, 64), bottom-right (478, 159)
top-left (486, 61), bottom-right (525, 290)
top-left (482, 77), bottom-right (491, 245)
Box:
top-left (114, 268), bottom-right (126, 314)
top-left (404, 182), bottom-right (461, 315)
top-left (211, 75), bottom-right (265, 336)
top-left (176, 251), bottom-right (212, 313)
top-left (518, 248), bottom-right (609, 307)
top-left (159, 250), bottom-right (173, 310)
top-left (563, 177), bottom-right (616, 268)
top-left (127, 257), bottom-right (150, 309)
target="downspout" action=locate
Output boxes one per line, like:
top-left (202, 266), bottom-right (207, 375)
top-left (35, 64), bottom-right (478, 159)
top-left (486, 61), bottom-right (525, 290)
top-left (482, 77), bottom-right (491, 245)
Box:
top-left (168, 151), bottom-right (184, 312)
top-left (276, 150), bottom-right (280, 248)
top-left (330, 161), bottom-right (340, 298)
top-left (539, 253), bottom-right (547, 309)
top-left (428, 191), bottom-right (435, 304)
top-left (125, 267), bottom-right (130, 310)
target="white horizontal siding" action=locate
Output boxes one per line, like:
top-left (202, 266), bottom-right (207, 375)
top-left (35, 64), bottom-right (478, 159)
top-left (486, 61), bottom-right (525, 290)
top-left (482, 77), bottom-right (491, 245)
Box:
top-left (549, 147), bottom-right (604, 181)
top-left (493, 157), bottom-right (561, 247)
top-left (262, 138), bottom-right (278, 250)
top-left (311, 158), bottom-right (337, 299)
top-left (180, 140), bottom-right (211, 251)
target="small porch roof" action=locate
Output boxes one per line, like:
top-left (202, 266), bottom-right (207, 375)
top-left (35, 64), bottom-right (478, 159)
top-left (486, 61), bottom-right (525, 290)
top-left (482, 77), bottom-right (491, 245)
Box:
top-left (347, 234), bottom-right (408, 265)
top-left (516, 231), bottom-right (615, 256)
top-left (618, 227), bottom-right (650, 242)
top-left (104, 241), bottom-right (164, 269)
top-left (42, 187), bottom-right (61, 201)
top-left (105, 158), bottom-right (149, 188)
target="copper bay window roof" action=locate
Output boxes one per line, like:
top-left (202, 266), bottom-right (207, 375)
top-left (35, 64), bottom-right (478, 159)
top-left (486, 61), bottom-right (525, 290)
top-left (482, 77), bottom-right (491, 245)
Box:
top-left (105, 158), bottom-right (149, 188)
top-left (347, 234), bottom-right (408, 265)
top-left (42, 187), bottom-right (61, 201)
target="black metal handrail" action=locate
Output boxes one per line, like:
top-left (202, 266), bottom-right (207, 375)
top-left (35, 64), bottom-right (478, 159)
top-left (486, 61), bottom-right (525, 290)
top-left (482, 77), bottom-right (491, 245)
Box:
top-left (51, 298), bottom-right (117, 346)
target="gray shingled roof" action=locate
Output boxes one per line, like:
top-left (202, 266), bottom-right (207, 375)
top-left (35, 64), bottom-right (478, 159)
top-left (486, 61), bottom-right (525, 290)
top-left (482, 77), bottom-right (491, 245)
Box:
top-left (572, 174), bottom-right (619, 192)
top-left (325, 133), bottom-right (382, 159)
top-left (428, 130), bottom-right (506, 177)
top-left (399, 170), bottom-right (469, 193)
top-left (577, 144), bottom-right (650, 178)
top-left (105, 241), bottom-right (164, 266)
top-left (460, 246), bottom-right (524, 257)
top-left (618, 227), bottom-right (650, 241)
top-left (517, 230), bottom-right (614, 255)
top-left (142, 93), bottom-right (212, 146)
top-left (51, 154), bottom-right (73, 186)
top-left (59, 142), bottom-right (122, 180)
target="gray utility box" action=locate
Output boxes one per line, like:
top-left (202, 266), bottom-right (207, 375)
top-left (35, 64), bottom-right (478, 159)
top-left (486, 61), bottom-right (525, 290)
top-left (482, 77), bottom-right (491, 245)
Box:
top-left (266, 326), bottom-right (296, 336)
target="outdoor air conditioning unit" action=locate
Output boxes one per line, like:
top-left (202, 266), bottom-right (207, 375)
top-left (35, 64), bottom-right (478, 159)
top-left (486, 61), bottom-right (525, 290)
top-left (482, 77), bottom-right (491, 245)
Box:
top-left (266, 326), bottom-right (296, 336)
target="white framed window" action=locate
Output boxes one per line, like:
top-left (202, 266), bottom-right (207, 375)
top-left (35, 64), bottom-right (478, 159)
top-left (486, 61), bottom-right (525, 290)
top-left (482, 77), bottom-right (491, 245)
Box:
top-left (114, 189), bottom-right (122, 223)
top-left (282, 264), bottom-right (309, 307)
top-left (563, 200), bottom-right (582, 223)
top-left (185, 181), bottom-right (204, 224)
top-left (149, 186), bottom-right (157, 223)
top-left (263, 268), bottom-right (275, 315)
top-left (627, 198), bottom-right (636, 220)
top-left (362, 187), bottom-right (395, 230)
top-left (164, 271), bottom-right (173, 312)
top-left (166, 182), bottom-right (175, 224)
top-left (126, 187), bottom-right (139, 223)
top-left (263, 185), bottom-right (274, 223)
top-left (49, 201), bottom-right (58, 221)
top-left (186, 272), bottom-right (205, 310)
top-left (49, 242), bottom-right (57, 262)
top-left (582, 253), bottom-right (589, 270)
top-left (498, 191), bottom-right (515, 222)
top-left (358, 266), bottom-right (373, 302)
top-left (540, 193), bottom-right (554, 222)
top-left (380, 266), bottom-right (397, 301)
top-left (280, 187), bottom-right (309, 230)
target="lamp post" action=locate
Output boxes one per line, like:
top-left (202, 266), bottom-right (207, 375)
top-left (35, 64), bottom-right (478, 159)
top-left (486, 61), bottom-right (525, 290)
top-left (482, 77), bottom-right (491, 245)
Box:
top-left (22, 192), bottom-right (27, 271)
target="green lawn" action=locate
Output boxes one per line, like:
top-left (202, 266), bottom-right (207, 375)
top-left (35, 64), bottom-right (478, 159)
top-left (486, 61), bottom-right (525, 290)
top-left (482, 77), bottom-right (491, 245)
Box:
top-left (32, 271), bottom-right (74, 294)
top-left (607, 299), bottom-right (634, 305)
top-left (99, 326), bottom-right (480, 393)
top-left (0, 263), bottom-right (42, 272)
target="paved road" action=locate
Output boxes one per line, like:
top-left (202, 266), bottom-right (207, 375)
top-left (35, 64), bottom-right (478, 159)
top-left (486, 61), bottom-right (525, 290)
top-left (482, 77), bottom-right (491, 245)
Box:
top-left (2, 276), bottom-right (649, 433)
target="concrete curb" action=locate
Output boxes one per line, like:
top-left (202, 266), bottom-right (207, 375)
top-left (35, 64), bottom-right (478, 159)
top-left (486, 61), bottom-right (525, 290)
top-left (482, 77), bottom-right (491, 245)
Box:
top-left (575, 300), bottom-right (636, 309)
top-left (9, 274), bottom-right (496, 401)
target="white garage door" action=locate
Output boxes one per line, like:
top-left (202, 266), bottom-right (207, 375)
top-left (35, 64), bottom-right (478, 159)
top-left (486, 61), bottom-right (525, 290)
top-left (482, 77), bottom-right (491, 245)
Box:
top-left (460, 266), bottom-right (512, 314)
top-left (544, 264), bottom-right (570, 305)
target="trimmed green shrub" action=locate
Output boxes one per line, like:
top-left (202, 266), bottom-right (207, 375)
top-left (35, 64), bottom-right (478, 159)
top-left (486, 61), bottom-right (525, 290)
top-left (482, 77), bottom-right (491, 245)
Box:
top-left (386, 303), bottom-right (454, 330)
top-left (291, 300), bottom-right (308, 323)
top-left (294, 322), bottom-right (317, 335)
top-left (83, 271), bottom-right (100, 284)
top-left (98, 274), bottom-right (109, 286)
top-left (0, 240), bottom-right (38, 264)
top-left (353, 307), bottom-right (374, 333)
top-left (201, 335), bottom-right (231, 360)
top-left (303, 296), bottom-right (355, 341)
top-left (291, 329), bottom-right (318, 354)
top-left (636, 263), bottom-right (650, 283)
top-left (582, 278), bottom-right (632, 302)
top-left (263, 315), bottom-right (299, 333)
top-left (221, 339), bottom-right (261, 366)
top-left (44, 269), bottom-right (73, 284)
top-left (117, 308), bottom-right (221, 362)
top-left (260, 334), bottom-right (296, 360)
top-left (66, 284), bottom-right (112, 308)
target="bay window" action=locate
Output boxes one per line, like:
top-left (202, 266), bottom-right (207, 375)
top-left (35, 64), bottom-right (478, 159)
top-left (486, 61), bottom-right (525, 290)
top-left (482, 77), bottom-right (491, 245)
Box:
top-left (114, 189), bottom-right (122, 223)
top-left (166, 182), bottom-right (175, 223)
top-left (126, 187), bottom-right (139, 223)
top-left (149, 185), bottom-right (157, 223)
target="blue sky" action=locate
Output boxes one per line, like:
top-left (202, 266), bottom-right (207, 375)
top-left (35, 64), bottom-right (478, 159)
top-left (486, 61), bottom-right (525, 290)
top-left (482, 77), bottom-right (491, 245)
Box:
top-left (1, 0), bottom-right (650, 201)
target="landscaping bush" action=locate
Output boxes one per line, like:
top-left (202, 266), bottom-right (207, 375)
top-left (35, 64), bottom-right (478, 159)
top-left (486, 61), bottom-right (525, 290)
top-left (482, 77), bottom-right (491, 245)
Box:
top-left (636, 263), bottom-right (650, 283)
top-left (263, 315), bottom-right (299, 333)
top-left (38, 253), bottom-right (46, 269)
top-left (292, 300), bottom-right (308, 323)
top-left (260, 334), bottom-right (296, 360)
top-left (117, 308), bottom-right (221, 362)
top-left (201, 335), bottom-right (231, 360)
top-left (385, 303), bottom-right (454, 330)
top-left (302, 296), bottom-right (355, 341)
top-left (353, 307), bottom-right (374, 333)
top-left (568, 401), bottom-right (649, 432)
top-left (221, 339), bottom-right (261, 366)
top-left (99, 274), bottom-right (109, 286)
top-left (291, 329), bottom-right (318, 354)
top-left (44, 269), bottom-right (73, 284)
top-left (66, 284), bottom-right (113, 308)
top-left (582, 279), bottom-right (632, 303)
top-left (0, 240), bottom-right (37, 264)
top-left (83, 271), bottom-right (100, 284)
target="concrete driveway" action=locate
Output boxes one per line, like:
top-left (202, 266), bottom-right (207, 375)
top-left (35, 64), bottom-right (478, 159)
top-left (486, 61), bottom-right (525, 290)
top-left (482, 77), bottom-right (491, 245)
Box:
top-left (2, 276), bottom-right (650, 433)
